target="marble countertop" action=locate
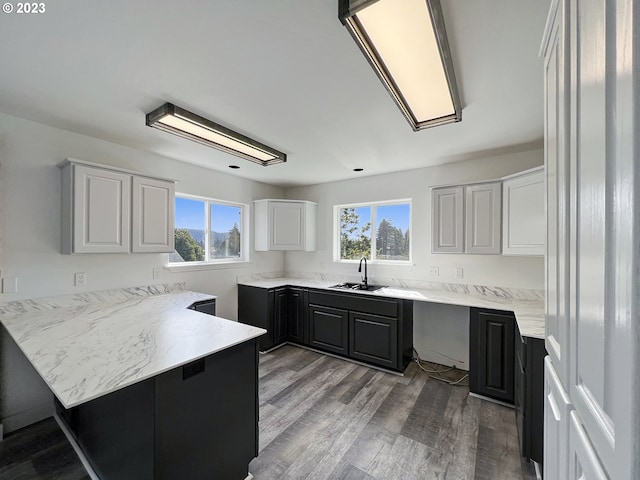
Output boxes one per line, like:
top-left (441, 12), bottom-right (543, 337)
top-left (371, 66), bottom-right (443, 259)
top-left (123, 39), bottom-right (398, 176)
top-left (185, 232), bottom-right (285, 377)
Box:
top-left (0, 284), bottom-right (266, 409)
top-left (238, 277), bottom-right (545, 340)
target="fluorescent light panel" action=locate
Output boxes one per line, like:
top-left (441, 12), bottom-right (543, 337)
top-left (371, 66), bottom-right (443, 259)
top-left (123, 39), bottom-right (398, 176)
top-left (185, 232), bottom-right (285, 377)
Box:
top-left (146, 103), bottom-right (286, 166)
top-left (339, 0), bottom-right (461, 131)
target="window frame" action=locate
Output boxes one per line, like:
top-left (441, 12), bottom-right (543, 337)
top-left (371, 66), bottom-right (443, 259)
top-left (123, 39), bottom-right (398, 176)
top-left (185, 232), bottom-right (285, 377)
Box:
top-left (168, 193), bottom-right (250, 269)
top-left (333, 198), bottom-right (412, 264)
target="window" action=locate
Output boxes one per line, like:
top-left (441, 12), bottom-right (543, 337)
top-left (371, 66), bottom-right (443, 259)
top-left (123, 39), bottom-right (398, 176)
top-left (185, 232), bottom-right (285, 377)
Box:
top-left (170, 194), bottom-right (248, 264)
top-left (335, 200), bottom-right (411, 262)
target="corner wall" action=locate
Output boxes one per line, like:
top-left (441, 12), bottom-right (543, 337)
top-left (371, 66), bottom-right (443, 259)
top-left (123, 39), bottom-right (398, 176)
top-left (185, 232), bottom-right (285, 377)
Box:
top-left (284, 149), bottom-right (544, 290)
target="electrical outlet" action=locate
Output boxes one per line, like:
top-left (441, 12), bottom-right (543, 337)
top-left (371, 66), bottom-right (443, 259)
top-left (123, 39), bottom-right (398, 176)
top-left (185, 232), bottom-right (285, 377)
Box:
top-left (428, 266), bottom-right (439, 277)
top-left (153, 268), bottom-right (160, 280)
top-left (455, 267), bottom-right (464, 279)
top-left (74, 272), bottom-right (86, 287)
top-left (2, 276), bottom-right (18, 293)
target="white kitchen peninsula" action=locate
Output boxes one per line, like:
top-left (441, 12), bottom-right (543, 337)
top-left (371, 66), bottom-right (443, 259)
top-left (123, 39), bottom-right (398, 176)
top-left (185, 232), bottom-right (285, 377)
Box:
top-left (0, 283), bottom-right (266, 480)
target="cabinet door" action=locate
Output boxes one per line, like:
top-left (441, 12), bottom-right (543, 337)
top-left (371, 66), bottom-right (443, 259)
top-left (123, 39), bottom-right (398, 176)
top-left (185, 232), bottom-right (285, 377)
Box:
top-left (464, 182), bottom-right (502, 254)
top-left (237, 285), bottom-right (273, 351)
top-left (273, 288), bottom-right (288, 347)
top-left (349, 311), bottom-right (398, 370)
top-left (131, 177), bottom-right (175, 253)
top-left (287, 288), bottom-right (306, 344)
top-left (72, 164), bottom-right (131, 253)
top-left (269, 201), bottom-right (305, 250)
top-left (308, 304), bottom-right (348, 356)
top-left (502, 170), bottom-right (545, 256)
top-left (431, 186), bottom-right (464, 253)
top-left (469, 308), bottom-right (514, 403)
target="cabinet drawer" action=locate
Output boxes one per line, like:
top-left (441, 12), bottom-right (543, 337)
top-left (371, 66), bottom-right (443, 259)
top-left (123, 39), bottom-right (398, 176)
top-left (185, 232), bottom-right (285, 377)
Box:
top-left (307, 291), bottom-right (397, 317)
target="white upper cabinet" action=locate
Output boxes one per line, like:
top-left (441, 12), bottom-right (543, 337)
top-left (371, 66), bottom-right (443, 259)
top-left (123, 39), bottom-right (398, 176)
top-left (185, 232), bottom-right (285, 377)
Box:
top-left (63, 163), bottom-right (131, 254)
top-left (431, 187), bottom-right (463, 253)
top-left (131, 176), bottom-right (175, 253)
top-left (254, 199), bottom-right (317, 251)
top-left (432, 182), bottom-right (501, 254)
top-left (464, 182), bottom-right (501, 254)
top-left (61, 159), bottom-right (175, 254)
top-left (502, 167), bottom-right (545, 256)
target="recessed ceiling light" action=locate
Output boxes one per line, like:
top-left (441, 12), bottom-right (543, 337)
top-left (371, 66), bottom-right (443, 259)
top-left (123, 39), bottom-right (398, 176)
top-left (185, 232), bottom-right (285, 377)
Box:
top-left (353, 168), bottom-right (364, 172)
top-left (229, 165), bottom-right (240, 169)
top-left (146, 103), bottom-right (287, 166)
top-left (339, 0), bottom-right (461, 131)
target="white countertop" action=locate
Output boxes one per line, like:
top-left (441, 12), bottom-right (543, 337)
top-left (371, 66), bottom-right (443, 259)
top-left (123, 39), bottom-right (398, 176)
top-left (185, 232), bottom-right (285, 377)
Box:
top-left (0, 286), bottom-right (266, 409)
top-left (238, 277), bottom-right (545, 340)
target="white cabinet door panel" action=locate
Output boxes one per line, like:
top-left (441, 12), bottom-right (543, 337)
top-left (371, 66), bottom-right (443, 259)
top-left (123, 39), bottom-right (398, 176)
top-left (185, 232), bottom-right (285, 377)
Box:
top-left (72, 165), bottom-right (131, 254)
top-left (503, 170), bottom-right (545, 256)
top-left (544, 357), bottom-right (573, 480)
top-left (464, 183), bottom-right (501, 254)
top-left (431, 187), bottom-right (463, 253)
top-left (270, 201), bottom-right (305, 250)
top-left (131, 177), bottom-right (175, 253)
top-left (569, 411), bottom-right (608, 480)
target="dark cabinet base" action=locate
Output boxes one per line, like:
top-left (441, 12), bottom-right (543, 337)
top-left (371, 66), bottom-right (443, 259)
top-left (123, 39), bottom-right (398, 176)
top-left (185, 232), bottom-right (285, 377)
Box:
top-left (469, 308), bottom-right (515, 404)
top-left (57, 340), bottom-right (259, 480)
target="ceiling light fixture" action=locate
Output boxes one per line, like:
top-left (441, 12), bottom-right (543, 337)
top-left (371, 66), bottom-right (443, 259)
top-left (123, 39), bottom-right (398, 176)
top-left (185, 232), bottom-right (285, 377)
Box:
top-left (339, 0), bottom-right (461, 131)
top-left (146, 103), bottom-right (286, 166)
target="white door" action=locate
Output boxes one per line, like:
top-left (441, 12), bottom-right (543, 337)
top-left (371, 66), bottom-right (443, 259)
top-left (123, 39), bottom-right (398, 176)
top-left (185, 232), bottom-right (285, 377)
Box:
top-left (544, 357), bottom-right (572, 480)
top-left (431, 186), bottom-right (463, 253)
top-left (72, 164), bottom-right (131, 253)
top-left (464, 182), bottom-right (501, 254)
top-left (568, 412), bottom-right (608, 480)
top-left (131, 176), bottom-right (175, 253)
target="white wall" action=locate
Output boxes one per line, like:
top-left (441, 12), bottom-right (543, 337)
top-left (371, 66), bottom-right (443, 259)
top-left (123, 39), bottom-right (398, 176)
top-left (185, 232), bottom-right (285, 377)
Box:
top-left (284, 149), bottom-right (545, 290)
top-left (0, 112), bottom-right (285, 320)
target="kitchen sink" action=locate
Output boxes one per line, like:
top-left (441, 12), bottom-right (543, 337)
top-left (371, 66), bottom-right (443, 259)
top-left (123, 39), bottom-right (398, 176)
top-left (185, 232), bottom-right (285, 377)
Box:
top-left (329, 282), bottom-right (387, 292)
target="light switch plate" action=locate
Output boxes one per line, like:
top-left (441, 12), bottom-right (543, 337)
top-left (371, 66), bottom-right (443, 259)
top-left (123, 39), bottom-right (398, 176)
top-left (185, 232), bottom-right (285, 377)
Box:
top-left (455, 267), bottom-right (464, 279)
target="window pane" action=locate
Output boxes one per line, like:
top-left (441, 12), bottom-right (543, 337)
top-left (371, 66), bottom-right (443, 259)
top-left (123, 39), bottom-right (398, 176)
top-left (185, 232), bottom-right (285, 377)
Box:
top-left (375, 204), bottom-right (410, 261)
top-left (173, 197), bottom-right (205, 262)
top-left (339, 206), bottom-right (371, 260)
top-left (210, 203), bottom-right (242, 260)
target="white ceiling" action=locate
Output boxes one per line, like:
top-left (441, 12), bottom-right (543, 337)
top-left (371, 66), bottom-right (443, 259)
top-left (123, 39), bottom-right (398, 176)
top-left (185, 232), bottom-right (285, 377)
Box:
top-left (0, 0), bottom-right (549, 188)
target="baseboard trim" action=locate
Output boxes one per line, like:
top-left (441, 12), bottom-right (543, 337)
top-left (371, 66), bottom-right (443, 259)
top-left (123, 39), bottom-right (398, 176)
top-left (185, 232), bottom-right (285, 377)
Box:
top-left (468, 392), bottom-right (515, 409)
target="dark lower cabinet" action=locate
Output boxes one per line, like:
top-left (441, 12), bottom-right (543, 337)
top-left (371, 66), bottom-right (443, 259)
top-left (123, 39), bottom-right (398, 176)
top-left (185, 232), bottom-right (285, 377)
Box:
top-left (238, 285), bottom-right (277, 351)
top-left (238, 285), bottom-right (308, 352)
top-left (469, 308), bottom-right (515, 404)
top-left (287, 287), bottom-right (306, 344)
top-left (515, 325), bottom-right (546, 466)
top-left (349, 311), bottom-right (398, 370)
top-left (187, 298), bottom-right (216, 316)
top-left (238, 284), bottom-right (412, 372)
top-left (308, 304), bottom-right (349, 355)
top-left (56, 340), bottom-right (259, 480)
top-left (273, 288), bottom-right (289, 347)
top-left (306, 290), bottom-right (412, 372)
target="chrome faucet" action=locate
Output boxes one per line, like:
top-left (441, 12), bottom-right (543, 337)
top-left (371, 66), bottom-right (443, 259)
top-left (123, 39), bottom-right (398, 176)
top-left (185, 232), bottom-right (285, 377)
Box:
top-left (358, 257), bottom-right (368, 289)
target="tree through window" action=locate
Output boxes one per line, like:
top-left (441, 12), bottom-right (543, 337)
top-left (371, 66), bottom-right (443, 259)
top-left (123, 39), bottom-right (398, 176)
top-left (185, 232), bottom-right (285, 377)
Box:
top-left (337, 201), bottom-right (411, 262)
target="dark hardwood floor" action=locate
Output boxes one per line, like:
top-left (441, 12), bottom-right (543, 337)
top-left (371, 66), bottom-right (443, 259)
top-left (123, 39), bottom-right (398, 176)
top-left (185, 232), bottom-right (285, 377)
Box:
top-left (0, 345), bottom-right (537, 480)
top-left (250, 345), bottom-right (537, 480)
top-left (0, 418), bottom-right (89, 480)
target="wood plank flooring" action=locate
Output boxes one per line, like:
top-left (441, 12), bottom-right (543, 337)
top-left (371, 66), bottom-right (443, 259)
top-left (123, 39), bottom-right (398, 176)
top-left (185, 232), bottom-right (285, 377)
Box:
top-left (0, 344), bottom-right (537, 480)
top-left (250, 345), bottom-right (537, 480)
